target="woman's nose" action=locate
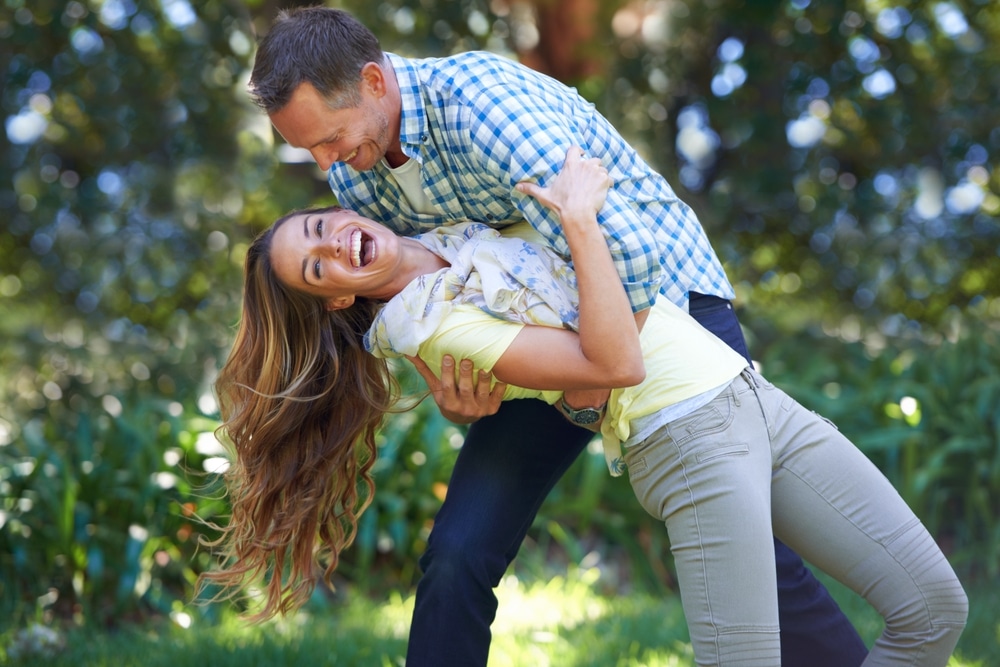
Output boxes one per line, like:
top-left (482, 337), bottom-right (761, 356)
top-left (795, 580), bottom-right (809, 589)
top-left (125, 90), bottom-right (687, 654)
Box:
top-left (318, 235), bottom-right (342, 257)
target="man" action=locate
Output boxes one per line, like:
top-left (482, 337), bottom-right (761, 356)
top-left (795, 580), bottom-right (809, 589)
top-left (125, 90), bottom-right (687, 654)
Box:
top-left (249, 7), bottom-right (869, 666)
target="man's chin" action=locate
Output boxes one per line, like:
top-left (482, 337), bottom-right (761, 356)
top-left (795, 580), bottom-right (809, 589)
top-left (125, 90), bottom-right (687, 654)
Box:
top-left (347, 155), bottom-right (378, 171)
top-left (343, 145), bottom-right (380, 170)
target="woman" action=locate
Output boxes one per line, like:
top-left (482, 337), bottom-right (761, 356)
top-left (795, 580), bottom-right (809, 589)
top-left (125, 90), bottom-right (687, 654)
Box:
top-left (204, 148), bottom-right (966, 665)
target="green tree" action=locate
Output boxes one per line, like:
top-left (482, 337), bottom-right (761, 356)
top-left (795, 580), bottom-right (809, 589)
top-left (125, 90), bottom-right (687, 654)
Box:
top-left (3, 0), bottom-right (997, 627)
top-left (0, 0), bottom-right (313, 623)
top-left (654, 0), bottom-right (1000, 335)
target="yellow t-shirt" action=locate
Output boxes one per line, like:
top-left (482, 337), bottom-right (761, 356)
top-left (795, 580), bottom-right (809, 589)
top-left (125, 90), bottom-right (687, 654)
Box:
top-left (416, 295), bottom-right (748, 471)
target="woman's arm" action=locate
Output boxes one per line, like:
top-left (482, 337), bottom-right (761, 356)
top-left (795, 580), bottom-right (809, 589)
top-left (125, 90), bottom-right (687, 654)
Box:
top-left (486, 148), bottom-right (646, 391)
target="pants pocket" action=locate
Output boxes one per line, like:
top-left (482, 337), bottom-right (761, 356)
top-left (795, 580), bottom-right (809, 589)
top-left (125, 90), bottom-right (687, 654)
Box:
top-left (626, 392), bottom-right (746, 489)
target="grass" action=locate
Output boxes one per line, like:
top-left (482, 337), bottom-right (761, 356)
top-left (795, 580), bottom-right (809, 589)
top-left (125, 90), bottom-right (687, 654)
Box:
top-left (2, 566), bottom-right (996, 666)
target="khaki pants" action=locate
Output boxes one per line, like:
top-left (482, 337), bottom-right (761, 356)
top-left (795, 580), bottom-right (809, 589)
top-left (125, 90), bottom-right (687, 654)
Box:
top-left (624, 368), bottom-right (967, 666)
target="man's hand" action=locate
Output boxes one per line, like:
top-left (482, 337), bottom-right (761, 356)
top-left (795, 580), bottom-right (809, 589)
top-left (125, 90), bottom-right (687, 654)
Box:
top-left (406, 354), bottom-right (507, 424)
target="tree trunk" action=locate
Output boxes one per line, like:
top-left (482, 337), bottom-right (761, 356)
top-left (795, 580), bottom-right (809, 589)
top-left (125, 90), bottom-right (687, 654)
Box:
top-left (516, 0), bottom-right (610, 84)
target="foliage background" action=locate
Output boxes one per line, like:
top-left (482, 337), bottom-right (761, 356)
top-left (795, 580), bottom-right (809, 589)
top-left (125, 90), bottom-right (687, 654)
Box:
top-left (1, 0), bottom-right (998, 639)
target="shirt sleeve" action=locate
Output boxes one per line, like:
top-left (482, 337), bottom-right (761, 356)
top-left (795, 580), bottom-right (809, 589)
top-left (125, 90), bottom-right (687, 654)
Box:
top-left (416, 303), bottom-right (559, 403)
top-left (459, 80), bottom-right (665, 312)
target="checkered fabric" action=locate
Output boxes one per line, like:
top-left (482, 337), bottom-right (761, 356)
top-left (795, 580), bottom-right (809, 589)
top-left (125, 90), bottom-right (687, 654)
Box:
top-left (328, 51), bottom-right (734, 311)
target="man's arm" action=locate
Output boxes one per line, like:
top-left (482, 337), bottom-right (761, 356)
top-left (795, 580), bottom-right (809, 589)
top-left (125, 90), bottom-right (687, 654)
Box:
top-left (404, 309), bottom-right (646, 429)
top-left (461, 71), bottom-right (668, 313)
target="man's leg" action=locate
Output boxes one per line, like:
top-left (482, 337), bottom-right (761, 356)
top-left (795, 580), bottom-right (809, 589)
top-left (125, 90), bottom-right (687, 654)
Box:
top-left (688, 292), bottom-right (869, 666)
top-left (405, 399), bottom-right (594, 667)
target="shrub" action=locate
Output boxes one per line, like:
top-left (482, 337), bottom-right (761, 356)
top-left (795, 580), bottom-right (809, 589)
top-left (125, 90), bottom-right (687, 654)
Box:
top-left (756, 321), bottom-right (1000, 577)
top-left (0, 394), bottom-right (225, 626)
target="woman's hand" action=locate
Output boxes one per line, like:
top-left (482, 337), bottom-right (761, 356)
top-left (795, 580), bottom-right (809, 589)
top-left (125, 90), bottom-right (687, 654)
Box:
top-left (489, 146), bottom-right (645, 395)
top-left (515, 146), bottom-right (611, 223)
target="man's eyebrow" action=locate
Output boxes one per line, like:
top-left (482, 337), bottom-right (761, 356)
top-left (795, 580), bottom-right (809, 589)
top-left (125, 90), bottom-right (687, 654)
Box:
top-left (300, 215), bottom-right (311, 284)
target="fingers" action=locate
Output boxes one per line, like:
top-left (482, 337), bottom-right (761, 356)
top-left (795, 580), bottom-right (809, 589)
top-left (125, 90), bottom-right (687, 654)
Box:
top-left (439, 355), bottom-right (457, 393)
top-left (486, 376), bottom-right (507, 412)
top-left (514, 181), bottom-right (543, 198)
top-left (475, 369), bottom-right (503, 402)
top-left (406, 355), bottom-right (504, 423)
top-left (516, 147), bottom-right (609, 198)
top-left (561, 147), bottom-right (610, 192)
top-left (567, 146), bottom-right (605, 169)
top-left (474, 370), bottom-right (492, 398)
top-left (406, 354), bottom-right (441, 389)
top-left (454, 358), bottom-right (476, 396)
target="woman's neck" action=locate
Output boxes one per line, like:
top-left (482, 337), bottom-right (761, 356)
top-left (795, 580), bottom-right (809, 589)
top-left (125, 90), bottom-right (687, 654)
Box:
top-left (381, 237), bottom-right (449, 299)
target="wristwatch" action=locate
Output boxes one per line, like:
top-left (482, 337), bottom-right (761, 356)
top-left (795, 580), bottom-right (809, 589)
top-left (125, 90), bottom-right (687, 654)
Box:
top-left (560, 399), bottom-right (606, 426)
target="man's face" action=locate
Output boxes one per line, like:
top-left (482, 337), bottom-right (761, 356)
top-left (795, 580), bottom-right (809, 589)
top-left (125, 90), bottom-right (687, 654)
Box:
top-left (270, 81), bottom-right (391, 172)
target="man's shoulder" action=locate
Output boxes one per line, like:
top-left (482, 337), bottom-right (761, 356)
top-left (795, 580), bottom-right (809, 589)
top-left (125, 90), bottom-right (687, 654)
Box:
top-left (407, 50), bottom-right (539, 92)
top-left (420, 50), bottom-right (520, 72)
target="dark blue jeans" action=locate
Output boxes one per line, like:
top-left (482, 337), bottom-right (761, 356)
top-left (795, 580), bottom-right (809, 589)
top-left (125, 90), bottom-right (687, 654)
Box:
top-left (405, 293), bottom-right (869, 666)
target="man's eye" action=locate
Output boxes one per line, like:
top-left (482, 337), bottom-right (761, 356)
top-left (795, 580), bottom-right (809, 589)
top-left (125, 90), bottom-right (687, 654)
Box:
top-left (315, 219), bottom-right (323, 236)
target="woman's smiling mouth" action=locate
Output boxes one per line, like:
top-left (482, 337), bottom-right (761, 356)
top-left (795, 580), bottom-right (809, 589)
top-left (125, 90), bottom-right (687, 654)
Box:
top-left (350, 229), bottom-right (376, 268)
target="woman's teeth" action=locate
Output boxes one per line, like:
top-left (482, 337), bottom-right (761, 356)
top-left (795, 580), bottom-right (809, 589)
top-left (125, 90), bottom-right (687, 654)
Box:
top-left (351, 230), bottom-right (362, 268)
top-left (350, 230), bottom-right (375, 268)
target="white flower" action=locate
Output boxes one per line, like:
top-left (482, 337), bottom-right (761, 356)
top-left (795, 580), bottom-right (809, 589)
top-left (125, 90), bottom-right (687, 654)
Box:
top-left (6, 624), bottom-right (66, 659)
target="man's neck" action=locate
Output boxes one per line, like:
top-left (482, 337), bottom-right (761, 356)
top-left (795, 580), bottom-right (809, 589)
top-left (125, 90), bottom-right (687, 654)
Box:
top-left (384, 149), bottom-right (409, 169)
top-left (381, 55), bottom-right (407, 168)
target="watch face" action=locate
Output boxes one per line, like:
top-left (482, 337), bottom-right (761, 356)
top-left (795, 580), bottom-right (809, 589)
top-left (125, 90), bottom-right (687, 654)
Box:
top-left (573, 408), bottom-right (601, 425)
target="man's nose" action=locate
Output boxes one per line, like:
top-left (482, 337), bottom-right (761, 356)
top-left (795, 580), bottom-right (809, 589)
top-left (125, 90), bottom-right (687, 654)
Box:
top-left (311, 147), bottom-right (337, 172)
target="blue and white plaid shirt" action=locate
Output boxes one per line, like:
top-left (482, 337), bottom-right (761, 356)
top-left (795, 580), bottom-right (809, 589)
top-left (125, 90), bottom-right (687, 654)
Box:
top-left (328, 51), bottom-right (734, 312)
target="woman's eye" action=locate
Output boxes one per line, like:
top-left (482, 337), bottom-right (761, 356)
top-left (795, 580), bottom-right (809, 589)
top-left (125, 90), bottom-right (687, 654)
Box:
top-left (313, 259), bottom-right (321, 279)
top-left (315, 219), bottom-right (323, 236)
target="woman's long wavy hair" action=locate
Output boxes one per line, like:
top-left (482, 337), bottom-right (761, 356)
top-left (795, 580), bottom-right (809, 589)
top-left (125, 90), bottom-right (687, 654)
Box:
top-left (197, 208), bottom-right (396, 621)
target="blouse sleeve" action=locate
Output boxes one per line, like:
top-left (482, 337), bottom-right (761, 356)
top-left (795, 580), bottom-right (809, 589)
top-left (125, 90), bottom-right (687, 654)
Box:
top-left (418, 303), bottom-right (522, 372)
top-left (416, 303), bottom-right (559, 404)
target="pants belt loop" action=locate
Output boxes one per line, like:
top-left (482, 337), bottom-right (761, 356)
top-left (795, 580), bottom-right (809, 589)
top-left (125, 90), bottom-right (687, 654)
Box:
top-left (731, 371), bottom-right (744, 407)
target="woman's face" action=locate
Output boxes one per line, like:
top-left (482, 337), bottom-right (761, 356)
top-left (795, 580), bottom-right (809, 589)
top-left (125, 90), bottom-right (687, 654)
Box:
top-left (269, 208), bottom-right (403, 310)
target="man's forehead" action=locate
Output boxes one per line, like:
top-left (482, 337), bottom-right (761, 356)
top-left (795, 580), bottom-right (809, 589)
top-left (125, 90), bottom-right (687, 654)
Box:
top-left (269, 84), bottom-right (337, 146)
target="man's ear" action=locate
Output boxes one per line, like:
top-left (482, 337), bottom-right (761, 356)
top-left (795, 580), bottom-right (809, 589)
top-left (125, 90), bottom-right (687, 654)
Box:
top-left (325, 295), bottom-right (356, 311)
top-left (361, 61), bottom-right (386, 97)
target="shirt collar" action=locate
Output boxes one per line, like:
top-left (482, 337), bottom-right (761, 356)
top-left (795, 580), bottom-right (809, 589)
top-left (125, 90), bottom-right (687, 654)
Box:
top-left (386, 53), bottom-right (428, 162)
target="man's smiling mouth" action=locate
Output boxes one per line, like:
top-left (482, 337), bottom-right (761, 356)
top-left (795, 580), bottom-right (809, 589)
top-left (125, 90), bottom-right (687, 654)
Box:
top-left (350, 229), bottom-right (376, 268)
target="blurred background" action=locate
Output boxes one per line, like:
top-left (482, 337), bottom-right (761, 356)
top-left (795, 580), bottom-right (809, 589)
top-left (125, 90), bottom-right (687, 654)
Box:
top-left (2, 0), bottom-right (998, 662)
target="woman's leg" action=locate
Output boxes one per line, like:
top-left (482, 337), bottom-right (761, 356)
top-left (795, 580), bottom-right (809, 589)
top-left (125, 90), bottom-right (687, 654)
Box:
top-left (688, 293), bottom-right (869, 666)
top-left (406, 399), bottom-right (594, 667)
top-left (625, 376), bottom-right (783, 665)
top-left (752, 370), bottom-right (968, 665)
